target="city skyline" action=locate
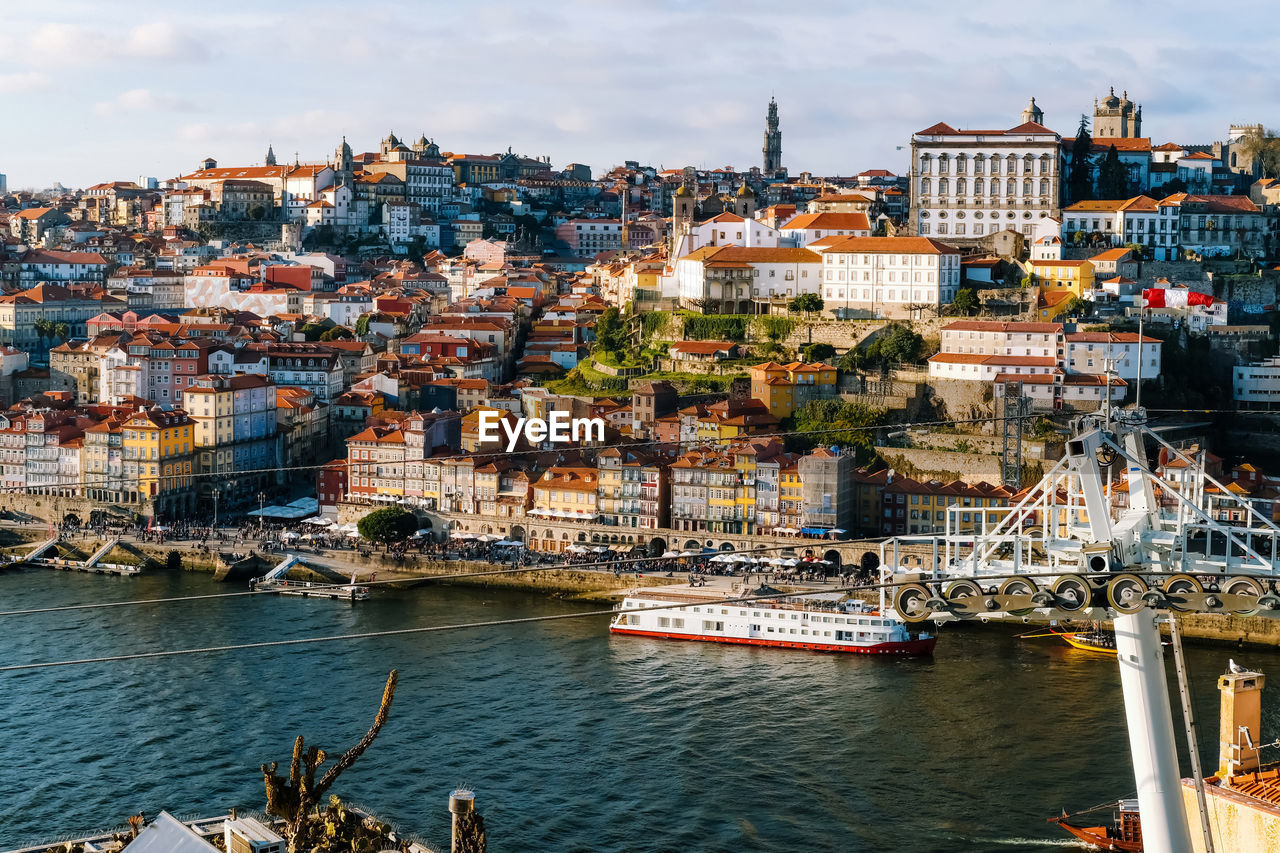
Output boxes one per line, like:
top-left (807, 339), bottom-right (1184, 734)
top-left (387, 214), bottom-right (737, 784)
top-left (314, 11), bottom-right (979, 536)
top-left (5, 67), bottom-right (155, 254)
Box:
top-left (3, 0), bottom-right (1278, 188)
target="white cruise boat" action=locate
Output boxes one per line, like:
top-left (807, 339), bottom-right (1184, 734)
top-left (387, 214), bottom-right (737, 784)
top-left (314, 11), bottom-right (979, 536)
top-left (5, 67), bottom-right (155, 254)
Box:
top-left (610, 587), bottom-right (936, 655)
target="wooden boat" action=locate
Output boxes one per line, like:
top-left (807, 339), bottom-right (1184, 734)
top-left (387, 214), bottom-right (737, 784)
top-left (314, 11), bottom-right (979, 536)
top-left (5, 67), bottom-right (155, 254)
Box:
top-left (1053, 627), bottom-right (1118, 655)
top-left (1048, 798), bottom-right (1142, 851)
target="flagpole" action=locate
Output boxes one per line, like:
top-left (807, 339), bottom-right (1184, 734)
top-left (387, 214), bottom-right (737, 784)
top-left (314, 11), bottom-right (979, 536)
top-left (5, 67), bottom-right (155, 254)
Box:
top-left (1135, 294), bottom-right (1144, 410)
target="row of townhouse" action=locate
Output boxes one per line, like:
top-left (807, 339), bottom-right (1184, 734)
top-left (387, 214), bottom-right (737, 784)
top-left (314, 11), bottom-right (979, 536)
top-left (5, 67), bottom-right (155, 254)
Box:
top-left (3, 373), bottom-right (328, 517)
top-left (928, 320), bottom-right (1162, 410)
top-left (1060, 193), bottom-right (1272, 259)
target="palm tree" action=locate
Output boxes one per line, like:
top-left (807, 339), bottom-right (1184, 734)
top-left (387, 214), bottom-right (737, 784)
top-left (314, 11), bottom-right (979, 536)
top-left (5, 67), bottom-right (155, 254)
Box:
top-left (53, 322), bottom-right (70, 343)
top-left (32, 318), bottom-right (50, 348)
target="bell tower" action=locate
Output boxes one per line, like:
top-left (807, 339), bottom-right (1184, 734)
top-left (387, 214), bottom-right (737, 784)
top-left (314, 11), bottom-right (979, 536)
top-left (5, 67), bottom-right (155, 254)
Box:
top-left (763, 97), bottom-right (782, 176)
top-left (1021, 97), bottom-right (1044, 126)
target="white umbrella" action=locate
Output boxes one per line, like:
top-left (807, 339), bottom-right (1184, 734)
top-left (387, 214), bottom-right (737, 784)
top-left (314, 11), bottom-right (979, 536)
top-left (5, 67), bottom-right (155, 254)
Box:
top-left (478, 534), bottom-right (502, 542)
top-left (661, 550), bottom-right (680, 558)
top-left (710, 554), bottom-right (733, 564)
top-left (769, 557), bottom-right (788, 566)
top-left (281, 531), bottom-right (300, 540)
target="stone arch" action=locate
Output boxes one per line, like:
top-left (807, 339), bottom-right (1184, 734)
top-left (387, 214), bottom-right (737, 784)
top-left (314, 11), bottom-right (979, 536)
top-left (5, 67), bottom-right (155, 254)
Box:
top-left (648, 537), bottom-right (668, 557)
top-left (509, 525), bottom-right (525, 542)
top-left (577, 532), bottom-right (588, 542)
top-left (823, 549), bottom-right (842, 570)
top-left (561, 532), bottom-right (569, 540)
top-left (719, 542), bottom-right (735, 551)
top-left (684, 539), bottom-right (700, 550)
top-left (591, 533), bottom-right (600, 543)
top-left (860, 551), bottom-right (881, 574)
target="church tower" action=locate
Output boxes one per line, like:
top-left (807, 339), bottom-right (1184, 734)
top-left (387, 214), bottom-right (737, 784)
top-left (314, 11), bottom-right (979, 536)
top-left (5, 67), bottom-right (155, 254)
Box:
top-left (763, 97), bottom-right (782, 175)
top-left (1021, 97), bottom-right (1044, 126)
top-left (265, 143), bottom-right (277, 166)
top-left (734, 184), bottom-right (756, 219)
top-left (670, 184), bottom-right (695, 257)
top-left (334, 136), bottom-right (354, 183)
top-left (1094, 87), bottom-right (1142, 138)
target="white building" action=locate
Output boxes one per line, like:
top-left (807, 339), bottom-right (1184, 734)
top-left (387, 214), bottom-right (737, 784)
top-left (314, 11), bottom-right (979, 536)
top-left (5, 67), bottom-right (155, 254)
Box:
top-left (909, 103), bottom-right (1065, 244)
top-left (669, 212), bottom-right (781, 259)
top-left (1061, 195), bottom-right (1180, 259)
top-left (674, 246), bottom-right (821, 312)
top-left (818, 236), bottom-right (961, 318)
top-left (778, 211), bottom-right (871, 246)
top-left (1063, 331), bottom-right (1162, 381)
top-left (1234, 356), bottom-right (1280, 410)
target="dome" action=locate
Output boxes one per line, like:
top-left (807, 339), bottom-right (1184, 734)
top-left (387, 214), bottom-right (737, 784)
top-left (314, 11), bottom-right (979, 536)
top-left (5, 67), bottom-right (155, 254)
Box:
top-left (1103, 87), bottom-right (1120, 108)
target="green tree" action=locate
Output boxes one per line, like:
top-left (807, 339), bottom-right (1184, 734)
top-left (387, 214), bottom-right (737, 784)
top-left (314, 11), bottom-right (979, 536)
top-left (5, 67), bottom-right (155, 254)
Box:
top-left (1236, 126), bottom-right (1280, 178)
top-left (801, 342), bottom-right (836, 362)
top-left (1156, 177), bottom-right (1187, 198)
top-left (864, 323), bottom-right (925, 367)
top-left (320, 326), bottom-right (353, 341)
top-left (594, 307), bottom-right (628, 354)
top-left (1063, 296), bottom-right (1090, 316)
top-left (789, 399), bottom-right (886, 458)
top-left (249, 205), bottom-right (266, 221)
top-left (1096, 145), bottom-right (1128, 199)
top-left (299, 323), bottom-right (327, 341)
top-left (788, 293), bottom-right (824, 317)
top-left (33, 318), bottom-right (51, 347)
top-left (354, 315), bottom-right (371, 337)
top-left (53, 322), bottom-right (70, 343)
top-left (358, 507), bottom-right (418, 549)
top-left (951, 288), bottom-right (979, 316)
top-left (1066, 116), bottom-right (1095, 203)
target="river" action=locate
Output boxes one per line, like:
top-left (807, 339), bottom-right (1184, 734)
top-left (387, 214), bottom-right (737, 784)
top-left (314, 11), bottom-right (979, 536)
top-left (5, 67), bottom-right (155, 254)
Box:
top-left (1, 568), bottom-right (1278, 852)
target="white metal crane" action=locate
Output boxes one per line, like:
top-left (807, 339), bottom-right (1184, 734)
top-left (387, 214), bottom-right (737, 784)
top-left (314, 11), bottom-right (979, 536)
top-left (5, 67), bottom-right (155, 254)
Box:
top-left (880, 407), bottom-right (1280, 853)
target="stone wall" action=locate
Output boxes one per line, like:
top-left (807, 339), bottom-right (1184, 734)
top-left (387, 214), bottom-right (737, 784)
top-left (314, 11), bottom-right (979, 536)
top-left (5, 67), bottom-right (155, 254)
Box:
top-left (875, 446), bottom-right (1004, 482)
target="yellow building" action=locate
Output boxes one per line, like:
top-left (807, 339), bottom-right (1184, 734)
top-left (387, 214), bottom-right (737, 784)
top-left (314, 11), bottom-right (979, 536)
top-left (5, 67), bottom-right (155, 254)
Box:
top-left (121, 407), bottom-right (195, 516)
top-left (1026, 258), bottom-right (1095, 297)
top-left (531, 465), bottom-right (599, 523)
top-left (749, 361), bottom-right (838, 419)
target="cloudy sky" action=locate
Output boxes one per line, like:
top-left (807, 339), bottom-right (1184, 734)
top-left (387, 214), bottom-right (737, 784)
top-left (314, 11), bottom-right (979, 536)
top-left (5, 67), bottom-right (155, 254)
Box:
top-left (2, 0), bottom-right (1277, 189)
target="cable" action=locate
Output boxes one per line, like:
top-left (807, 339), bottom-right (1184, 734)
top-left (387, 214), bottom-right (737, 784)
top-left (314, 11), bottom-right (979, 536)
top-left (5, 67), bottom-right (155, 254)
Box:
top-left (0, 582), bottom-right (888, 673)
top-left (0, 412), bottom-right (1040, 495)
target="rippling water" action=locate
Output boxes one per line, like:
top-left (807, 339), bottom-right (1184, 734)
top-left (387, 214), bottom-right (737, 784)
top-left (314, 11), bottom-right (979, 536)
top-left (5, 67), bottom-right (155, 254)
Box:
top-left (2, 568), bottom-right (1279, 852)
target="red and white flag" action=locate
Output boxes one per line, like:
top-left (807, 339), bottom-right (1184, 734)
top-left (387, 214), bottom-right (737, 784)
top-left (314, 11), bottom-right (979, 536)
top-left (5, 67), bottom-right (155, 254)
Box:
top-left (1142, 288), bottom-right (1213, 308)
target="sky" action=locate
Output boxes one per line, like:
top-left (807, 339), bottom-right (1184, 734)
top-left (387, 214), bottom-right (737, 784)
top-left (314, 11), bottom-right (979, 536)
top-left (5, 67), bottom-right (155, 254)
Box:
top-left (2, 0), bottom-right (1278, 189)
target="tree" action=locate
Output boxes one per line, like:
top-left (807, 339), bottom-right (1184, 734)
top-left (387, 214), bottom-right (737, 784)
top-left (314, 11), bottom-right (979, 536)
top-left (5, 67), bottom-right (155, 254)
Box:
top-left (299, 322), bottom-right (327, 341)
top-left (248, 205), bottom-right (266, 221)
top-left (33, 318), bottom-right (51, 347)
top-left (594, 307), bottom-right (628, 355)
top-left (1096, 145), bottom-right (1128, 199)
top-left (789, 398), bottom-right (886, 458)
top-left (320, 326), bottom-right (353, 341)
top-left (1066, 115), bottom-right (1095, 203)
top-left (1063, 296), bottom-right (1090, 317)
top-left (262, 671), bottom-right (398, 853)
top-left (951, 288), bottom-right (979, 316)
top-left (1236, 126), bottom-right (1280, 178)
top-left (358, 506), bottom-right (418, 549)
top-left (353, 314), bottom-right (371, 337)
top-left (53, 322), bottom-right (70, 343)
top-left (864, 323), bottom-right (925, 367)
top-left (801, 342), bottom-right (836, 362)
top-left (1156, 177), bottom-right (1187, 198)
top-left (788, 293), bottom-right (824, 317)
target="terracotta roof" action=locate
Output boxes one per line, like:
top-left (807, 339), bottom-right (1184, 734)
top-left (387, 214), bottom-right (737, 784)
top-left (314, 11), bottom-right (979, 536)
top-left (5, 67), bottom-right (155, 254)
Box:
top-left (780, 212), bottom-right (872, 232)
top-left (818, 236), bottom-right (958, 255)
top-left (942, 321), bottom-right (1063, 333)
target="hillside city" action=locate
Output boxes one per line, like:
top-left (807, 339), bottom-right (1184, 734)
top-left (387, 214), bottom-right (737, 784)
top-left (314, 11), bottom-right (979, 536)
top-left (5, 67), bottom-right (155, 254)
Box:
top-left (2, 89), bottom-right (1280, 554)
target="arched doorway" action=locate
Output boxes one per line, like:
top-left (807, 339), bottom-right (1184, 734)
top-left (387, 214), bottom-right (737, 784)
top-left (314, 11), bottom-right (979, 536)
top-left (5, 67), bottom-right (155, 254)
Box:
top-left (684, 539), bottom-right (700, 550)
top-left (823, 549), bottom-right (842, 571)
top-left (719, 542), bottom-right (735, 551)
top-left (509, 525), bottom-right (525, 542)
top-left (860, 552), bottom-right (880, 577)
top-left (648, 537), bottom-right (667, 557)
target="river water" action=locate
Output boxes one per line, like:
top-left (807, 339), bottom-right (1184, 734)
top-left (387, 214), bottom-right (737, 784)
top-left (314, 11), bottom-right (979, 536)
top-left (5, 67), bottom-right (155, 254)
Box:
top-left (2, 568), bottom-right (1279, 853)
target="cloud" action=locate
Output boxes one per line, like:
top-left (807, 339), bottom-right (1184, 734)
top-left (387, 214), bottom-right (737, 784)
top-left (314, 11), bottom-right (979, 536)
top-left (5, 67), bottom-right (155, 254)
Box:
top-left (0, 72), bottom-right (52, 94)
top-left (94, 89), bottom-right (195, 116)
top-left (120, 21), bottom-right (212, 61)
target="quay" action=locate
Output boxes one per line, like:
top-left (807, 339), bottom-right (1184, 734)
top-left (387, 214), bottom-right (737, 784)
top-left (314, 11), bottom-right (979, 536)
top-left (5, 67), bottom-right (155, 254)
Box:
top-left (1, 536), bottom-right (140, 576)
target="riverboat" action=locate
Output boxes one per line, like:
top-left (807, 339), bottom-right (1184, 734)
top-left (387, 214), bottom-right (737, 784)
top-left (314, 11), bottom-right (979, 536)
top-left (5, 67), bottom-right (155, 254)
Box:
top-left (610, 587), bottom-right (935, 655)
top-left (1048, 798), bottom-right (1143, 851)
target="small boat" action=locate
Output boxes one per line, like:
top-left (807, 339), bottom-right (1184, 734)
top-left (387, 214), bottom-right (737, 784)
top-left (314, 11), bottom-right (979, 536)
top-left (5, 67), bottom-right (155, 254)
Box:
top-left (1054, 627), bottom-right (1118, 655)
top-left (611, 586), bottom-right (936, 655)
top-left (1048, 798), bottom-right (1142, 851)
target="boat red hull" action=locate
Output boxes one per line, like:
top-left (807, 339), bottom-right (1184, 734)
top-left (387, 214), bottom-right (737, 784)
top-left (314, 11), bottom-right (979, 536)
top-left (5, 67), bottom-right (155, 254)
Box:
top-left (1055, 821), bottom-right (1142, 852)
top-left (609, 627), bottom-right (936, 655)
